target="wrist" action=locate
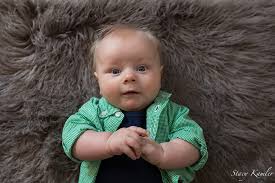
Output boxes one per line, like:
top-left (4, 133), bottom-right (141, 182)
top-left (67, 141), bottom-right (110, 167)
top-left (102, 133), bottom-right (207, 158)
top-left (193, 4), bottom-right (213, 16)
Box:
top-left (157, 143), bottom-right (166, 169)
top-left (149, 143), bottom-right (165, 168)
top-left (104, 132), bottom-right (114, 157)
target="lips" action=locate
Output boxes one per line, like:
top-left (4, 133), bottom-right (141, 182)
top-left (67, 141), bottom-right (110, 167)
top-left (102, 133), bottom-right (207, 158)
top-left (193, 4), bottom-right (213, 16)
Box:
top-left (122, 90), bottom-right (139, 95)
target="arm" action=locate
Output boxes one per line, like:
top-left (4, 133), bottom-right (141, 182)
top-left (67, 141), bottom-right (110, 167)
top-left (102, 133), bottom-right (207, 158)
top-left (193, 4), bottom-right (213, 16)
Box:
top-left (62, 98), bottom-right (148, 162)
top-left (160, 138), bottom-right (200, 169)
top-left (141, 138), bottom-right (200, 169)
top-left (73, 130), bottom-right (113, 160)
top-left (142, 102), bottom-right (207, 172)
top-left (73, 127), bottom-right (148, 161)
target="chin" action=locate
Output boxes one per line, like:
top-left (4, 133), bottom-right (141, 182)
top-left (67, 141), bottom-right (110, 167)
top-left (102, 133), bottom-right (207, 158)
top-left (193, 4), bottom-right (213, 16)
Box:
top-left (121, 104), bottom-right (143, 112)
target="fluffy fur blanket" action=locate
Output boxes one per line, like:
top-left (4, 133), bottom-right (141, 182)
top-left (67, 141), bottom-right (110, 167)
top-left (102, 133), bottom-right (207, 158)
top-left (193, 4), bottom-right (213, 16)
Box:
top-left (0, 0), bottom-right (274, 182)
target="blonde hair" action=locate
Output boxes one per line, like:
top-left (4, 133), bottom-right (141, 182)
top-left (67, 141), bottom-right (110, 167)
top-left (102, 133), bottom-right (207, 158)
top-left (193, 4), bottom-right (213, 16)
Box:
top-left (90, 24), bottom-right (162, 70)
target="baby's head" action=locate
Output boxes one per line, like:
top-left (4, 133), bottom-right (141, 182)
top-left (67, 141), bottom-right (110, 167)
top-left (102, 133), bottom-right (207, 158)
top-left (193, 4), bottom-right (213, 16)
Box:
top-left (91, 24), bottom-right (163, 111)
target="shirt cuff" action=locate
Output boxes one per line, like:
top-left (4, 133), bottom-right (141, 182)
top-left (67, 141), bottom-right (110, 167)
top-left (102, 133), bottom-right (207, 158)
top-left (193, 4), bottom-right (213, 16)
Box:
top-left (169, 130), bottom-right (208, 171)
top-left (62, 123), bottom-right (96, 163)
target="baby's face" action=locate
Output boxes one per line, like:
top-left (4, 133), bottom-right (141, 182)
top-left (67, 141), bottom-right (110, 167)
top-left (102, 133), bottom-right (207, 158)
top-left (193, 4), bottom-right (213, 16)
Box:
top-left (94, 28), bottom-right (163, 111)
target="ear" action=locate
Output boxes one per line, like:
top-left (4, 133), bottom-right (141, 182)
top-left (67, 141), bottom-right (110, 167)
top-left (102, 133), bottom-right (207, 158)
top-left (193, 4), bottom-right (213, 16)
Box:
top-left (160, 65), bottom-right (164, 75)
top-left (94, 72), bottom-right (102, 95)
top-left (94, 72), bottom-right (98, 80)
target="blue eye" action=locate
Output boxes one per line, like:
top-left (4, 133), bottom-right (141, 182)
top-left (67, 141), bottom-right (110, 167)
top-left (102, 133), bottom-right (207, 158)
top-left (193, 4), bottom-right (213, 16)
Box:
top-left (137, 65), bottom-right (146, 72)
top-left (111, 68), bottom-right (121, 75)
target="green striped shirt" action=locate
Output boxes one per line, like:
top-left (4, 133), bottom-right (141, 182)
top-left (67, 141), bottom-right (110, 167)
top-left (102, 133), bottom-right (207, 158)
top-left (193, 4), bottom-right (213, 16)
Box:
top-left (62, 91), bottom-right (208, 183)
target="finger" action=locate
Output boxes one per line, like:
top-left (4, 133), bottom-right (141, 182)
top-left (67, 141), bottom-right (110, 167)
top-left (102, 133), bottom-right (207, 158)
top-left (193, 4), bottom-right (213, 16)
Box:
top-left (125, 135), bottom-right (142, 156)
top-left (135, 150), bottom-right (141, 159)
top-left (127, 131), bottom-right (143, 143)
top-left (142, 137), bottom-right (154, 145)
top-left (128, 126), bottom-right (148, 137)
top-left (122, 145), bottom-right (137, 160)
top-left (141, 153), bottom-right (149, 161)
top-left (141, 136), bottom-right (149, 144)
top-left (132, 147), bottom-right (141, 159)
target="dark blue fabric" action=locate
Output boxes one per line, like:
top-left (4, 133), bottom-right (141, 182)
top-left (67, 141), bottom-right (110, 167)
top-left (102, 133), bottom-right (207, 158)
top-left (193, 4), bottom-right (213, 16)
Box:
top-left (119, 110), bottom-right (147, 128)
top-left (95, 110), bottom-right (163, 183)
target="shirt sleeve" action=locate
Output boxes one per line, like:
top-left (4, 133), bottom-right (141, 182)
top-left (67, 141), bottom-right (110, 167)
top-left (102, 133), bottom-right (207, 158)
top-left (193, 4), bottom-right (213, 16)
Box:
top-left (62, 98), bottom-right (102, 163)
top-left (166, 102), bottom-right (208, 181)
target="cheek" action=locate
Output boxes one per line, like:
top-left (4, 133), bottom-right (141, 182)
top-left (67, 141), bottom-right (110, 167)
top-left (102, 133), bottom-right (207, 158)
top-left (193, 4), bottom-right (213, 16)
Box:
top-left (144, 73), bottom-right (161, 87)
top-left (98, 78), bottom-right (119, 95)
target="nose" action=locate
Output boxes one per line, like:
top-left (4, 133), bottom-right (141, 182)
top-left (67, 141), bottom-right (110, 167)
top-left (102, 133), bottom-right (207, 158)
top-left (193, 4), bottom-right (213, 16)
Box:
top-left (123, 70), bottom-right (136, 84)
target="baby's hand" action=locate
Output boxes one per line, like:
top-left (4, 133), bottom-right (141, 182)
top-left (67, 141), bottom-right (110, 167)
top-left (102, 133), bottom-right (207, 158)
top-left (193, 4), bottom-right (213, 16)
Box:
top-left (141, 137), bottom-right (164, 167)
top-left (106, 126), bottom-right (148, 160)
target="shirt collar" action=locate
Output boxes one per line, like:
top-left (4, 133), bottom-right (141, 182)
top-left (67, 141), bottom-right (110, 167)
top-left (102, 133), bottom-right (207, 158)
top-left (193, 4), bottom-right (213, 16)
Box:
top-left (154, 90), bottom-right (172, 103)
top-left (97, 90), bottom-right (171, 118)
top-left (98, 97), bottom-right (120, 118)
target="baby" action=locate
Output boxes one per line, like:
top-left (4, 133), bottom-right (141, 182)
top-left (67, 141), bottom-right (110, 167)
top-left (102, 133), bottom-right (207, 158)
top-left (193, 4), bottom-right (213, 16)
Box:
top-left (62, 24), bottom-right (208, 183)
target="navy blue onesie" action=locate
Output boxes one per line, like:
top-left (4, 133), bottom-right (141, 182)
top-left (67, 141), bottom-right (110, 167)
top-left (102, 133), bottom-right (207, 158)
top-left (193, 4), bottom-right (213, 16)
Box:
top-left (95, 110), bottom-right (163, 183)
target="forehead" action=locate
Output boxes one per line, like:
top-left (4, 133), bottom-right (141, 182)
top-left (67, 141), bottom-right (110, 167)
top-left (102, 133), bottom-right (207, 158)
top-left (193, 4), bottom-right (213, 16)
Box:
top-left (94, 28), bottom-right (159, 63)
top-left (99, 28), bottom-right (157, 49)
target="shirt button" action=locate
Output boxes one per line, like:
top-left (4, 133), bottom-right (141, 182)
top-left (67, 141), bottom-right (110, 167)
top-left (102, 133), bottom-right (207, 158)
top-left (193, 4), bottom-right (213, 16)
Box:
top-left (115, 111), bottom-right (122, 117)
top-left (155, 105), bottom-right (160, 111)
top-left (100, 110), bottom-right (108, 117)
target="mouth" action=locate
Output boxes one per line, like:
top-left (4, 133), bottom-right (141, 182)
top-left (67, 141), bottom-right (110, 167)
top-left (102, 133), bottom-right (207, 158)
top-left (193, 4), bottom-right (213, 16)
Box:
top-left (122, 91), bottom-right (139, 95)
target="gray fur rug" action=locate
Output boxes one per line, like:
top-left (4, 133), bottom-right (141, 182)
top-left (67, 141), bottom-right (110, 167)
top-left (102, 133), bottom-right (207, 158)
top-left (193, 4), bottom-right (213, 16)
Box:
top-left (0, 0), bottom-right (274, 182)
